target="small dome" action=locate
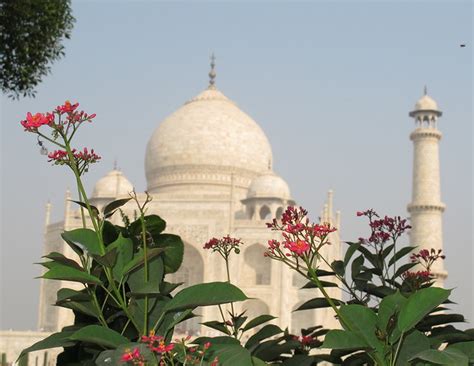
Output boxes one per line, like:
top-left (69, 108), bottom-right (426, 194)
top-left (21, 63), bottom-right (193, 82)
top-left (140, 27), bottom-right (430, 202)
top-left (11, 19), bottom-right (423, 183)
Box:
top-left (247, 172), bottom-right (291, 200)
top-left (91, 170), bottom-right (133, 198)
top-left (414, 94), bottom-right (439, 112)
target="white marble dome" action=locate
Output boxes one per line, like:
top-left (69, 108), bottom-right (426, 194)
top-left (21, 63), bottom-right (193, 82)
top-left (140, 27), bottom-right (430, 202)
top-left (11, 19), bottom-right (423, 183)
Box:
top-left (145, 87), bottom-right (273, 192)
top-left (413, 94), bottom-right (439, 112)
top-left (247, 172), bottom-right (291, 200)
top-left (91, 169), bottom-right (133, 198)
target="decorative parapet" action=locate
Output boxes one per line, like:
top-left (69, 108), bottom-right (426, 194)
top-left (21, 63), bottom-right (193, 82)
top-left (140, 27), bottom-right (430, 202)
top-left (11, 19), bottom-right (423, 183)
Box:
top-left (410, 128), bottom-right (442, 141)
top-left (407, 203), bottom-right (446, 213)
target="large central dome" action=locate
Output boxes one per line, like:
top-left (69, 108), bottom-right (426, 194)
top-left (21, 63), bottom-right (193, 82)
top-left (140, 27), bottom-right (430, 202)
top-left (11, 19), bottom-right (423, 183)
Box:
top-left (145, 86), bottom-right (273, 194)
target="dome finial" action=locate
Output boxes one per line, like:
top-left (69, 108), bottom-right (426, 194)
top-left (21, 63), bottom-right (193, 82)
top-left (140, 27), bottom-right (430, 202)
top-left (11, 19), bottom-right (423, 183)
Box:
top-left (424, 85), bottom-right (428, 96)
top-left (208, 53), bottom-right (216, 89)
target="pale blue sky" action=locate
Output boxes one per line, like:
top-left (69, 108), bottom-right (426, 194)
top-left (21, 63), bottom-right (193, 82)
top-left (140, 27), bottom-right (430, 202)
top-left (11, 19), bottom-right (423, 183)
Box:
top-left (1, 1), bottom-right (472, 330)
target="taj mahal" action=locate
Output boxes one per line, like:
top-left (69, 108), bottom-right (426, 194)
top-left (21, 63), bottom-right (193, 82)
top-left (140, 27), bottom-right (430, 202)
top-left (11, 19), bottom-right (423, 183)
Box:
top-left (0, 60), bottom-right (447, 364)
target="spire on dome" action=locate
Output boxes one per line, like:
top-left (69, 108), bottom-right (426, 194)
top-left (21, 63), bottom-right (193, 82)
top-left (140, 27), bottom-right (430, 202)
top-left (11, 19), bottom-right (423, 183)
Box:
top-left (424, 85), bottom-right (428, 96)
top-left (208, 53), bottom-right (216, 89)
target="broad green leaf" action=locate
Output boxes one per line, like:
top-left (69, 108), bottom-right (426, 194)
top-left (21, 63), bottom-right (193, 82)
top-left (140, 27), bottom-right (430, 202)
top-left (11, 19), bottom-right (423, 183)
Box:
top-left (252, 357), bottom-right (267, 366)
top-left (62, 228), bottom-right (102, 255)
top-left (42, 262), bottom-right (102, 284)
top-left (377, 290), bottom-right (407, 336)
top-left (130, 214), bottom-right (166, 238)
top-left (418, 313), bottom-right (465, 329)
top-left (321, 329), bottom-right (369, 349)
top-left (55, 288), bottom-right (99, 318)
top-left (127, 255), bottom-right (164, 294)
top-left (382, 243), bottom-right (395, 260)
top-left (447, 341), bottom-right (474, 362)
top-left (344, 242), bottom-right (361, 266)
top-left (410, 348), bottom-right (469, 365)
top-left (397, 287), bottom-right (451, 332)
top-left (122, 247), bottom-right (166, 276)
top-left (106, 234), bottom-right (133, 281)
top-left (389, 246), bottom-right (417, 266)
top-left (103, 198), bottom-right (132, 218)
top-left (339, 304), bottom-right (384, 355)
top-left (160, 281), bottom-right (183, 295)
top-left (331, 260), bottom-right (345, 276)
top-left (154, 234), bottom-right (184, 274)
top-left (294, 297), bottom-right (343, 311)
top-left (42, 252), bottom-right (82, 270)
top-left (315, 269), bottom-right (336, 277)
top-left (242, 315), bottom-right (276, 332)
top-left (164, 282), bottom-right (248, 312)
top-left (18, 329), bottom-right (76, 359)
top-left (202, 320), bottom-right (231, 335)
top-left (91, 247), bottom-right (117, 267)
top-left (351, 255), bottom-right (364, 279)
top-left (69, 325), bottom-right (129, 348)
top-left (394, 262), bottom-right (417, 278)
top-left (394, 330), bottom-right (430, 366)
top-left (245, 324), bottom-right (282, 351)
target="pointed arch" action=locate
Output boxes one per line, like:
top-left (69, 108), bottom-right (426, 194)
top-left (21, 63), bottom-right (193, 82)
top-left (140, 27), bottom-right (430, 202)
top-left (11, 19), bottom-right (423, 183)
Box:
top-left (259, 205), bottom-right (271, 220)
top-left (168, 243), bottom-right (204, 335)
top-left (242, 243), bottom-right (271, 285)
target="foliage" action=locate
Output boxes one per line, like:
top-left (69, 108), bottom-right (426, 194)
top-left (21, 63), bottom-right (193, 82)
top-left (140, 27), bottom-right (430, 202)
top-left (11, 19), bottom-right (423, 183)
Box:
top-left (0, 0), bottom-right (75, 99)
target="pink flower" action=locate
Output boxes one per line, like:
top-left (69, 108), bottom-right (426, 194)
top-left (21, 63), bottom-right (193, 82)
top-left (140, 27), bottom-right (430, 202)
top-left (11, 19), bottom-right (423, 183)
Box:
top-left (56, 100), bottom-right (79, 114)
top-left (21, 112), bottom-right (54, 131)
top-left (286, 240), bottom-right (310, 256)
top-left (121, 347), bottom-right (144, 364)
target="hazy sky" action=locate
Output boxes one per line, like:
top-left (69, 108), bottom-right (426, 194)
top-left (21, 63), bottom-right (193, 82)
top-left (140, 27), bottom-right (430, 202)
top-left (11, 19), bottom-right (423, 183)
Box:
top-left (1, 1), bottom-right (472, 330)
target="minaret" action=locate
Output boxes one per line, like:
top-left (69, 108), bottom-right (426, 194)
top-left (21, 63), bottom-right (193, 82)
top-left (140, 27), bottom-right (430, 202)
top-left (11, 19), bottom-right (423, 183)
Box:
top-left (407, 87), bottom-right (446, 284)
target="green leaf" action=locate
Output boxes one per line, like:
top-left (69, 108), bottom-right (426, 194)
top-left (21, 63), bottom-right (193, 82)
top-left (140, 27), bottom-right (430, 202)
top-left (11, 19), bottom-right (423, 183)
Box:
top-left (18, 330), bottom-right (76, 359)
top-left (42, 252), bottom-right (82, 270)
top-left (394, 330), bottom-right (431, 366)
top-left (202, 320), bottom-right (231, 335)
top-left (315, 269), bottom-right (336, 277)
top-left (91, 247), bottom-right (117, 267)
top-left (394, 262), bottom-right (417, 278)
top-left (70, 200), bottom-right (99, 217)
top-left (245, 324), bottom-right (282, 351)
top-left (130, 214), bottom-right (166, 238)
top-left (42, 262), bottom-right (102, 284)
top-left (410, 348), bottom-right (469, 365)
top-left (164, 282), bottom-right (248, 312)
top-left (55, 288), bottom-right (100, 318)
top-left (397, 287), bottom-right (451, 333)
top-left (344, 242), bottom-right (361, 266)
top-left (62, 228), bottom-right (102, 256)
top-left (127, 255), bottom-right (164, 294)
top-left (153, 234), bottom-right (184, 274)
top-left (69, 325), bottom-right (129, 349)
top-left (447, 341), bottom-right (474, 362)
top-left (252, 357), bottom-right (267, 366)
top-left (122, 247), bottom-right (166, 276)
top-left (103, 198), bottom-right (132, 218)
top-left (377, 290), bottom-right (407, 335)
top-left (381, 243), bottom-right (395, 260)
top-left (106, 234), bottom-right (133, 281)
top-left (159, 281), bottom-right (183, 295)
top-left (242, 315), bottom-right (276, 332)
top-left (389, 246), bottom-right (417, 266)
top-left (331, 260), bottom-right (345, 276)
top-left (295, 297), bottom-right (343, 311)
top-left (351, 255), bottom-right (364, 279)
top-left (339, 304), bottom-right (384, 355)
top-left (301, 280), bottom-right (338, 289)
top-left (321, 329), bottom-right (369, 349)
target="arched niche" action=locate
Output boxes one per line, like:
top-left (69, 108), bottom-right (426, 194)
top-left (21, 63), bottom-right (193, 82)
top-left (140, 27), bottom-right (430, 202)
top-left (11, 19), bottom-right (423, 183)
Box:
top-left (276, 206), bottom-right (284, 219)
top-left (291, 301), bottom-right (315, 335)
top-left (259, 205), bottom-right (271, 220)
top-left (168, 243), bottom-right (204, 336)
top-left (242, 243), bottom-right (271, 285)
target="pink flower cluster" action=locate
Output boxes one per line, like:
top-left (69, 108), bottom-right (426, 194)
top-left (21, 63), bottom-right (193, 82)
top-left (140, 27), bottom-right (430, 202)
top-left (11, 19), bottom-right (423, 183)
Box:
top-left (203, 235), bottom-right (242, 258)
top-left (401, 248), bottom-right (445, 290)
top-left (357, 209), bottom-right (411, 246)
top-left (121, 347), bottom-right (145, 365)
top-left (20, 100), bottom-right (96, 133)
top-left (265, 206), bottom-right (336, 259)
top-left (141, 332), bottom-right (174, 354)
top-left (48, 148), bottom-right (101, 165)
top-left (410, 248), bottom-right (445, 270)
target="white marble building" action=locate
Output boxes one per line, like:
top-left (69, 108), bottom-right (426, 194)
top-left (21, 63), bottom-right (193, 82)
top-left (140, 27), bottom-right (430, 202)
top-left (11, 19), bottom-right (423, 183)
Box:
top-left (37, 63), bottom-right (342, 338)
